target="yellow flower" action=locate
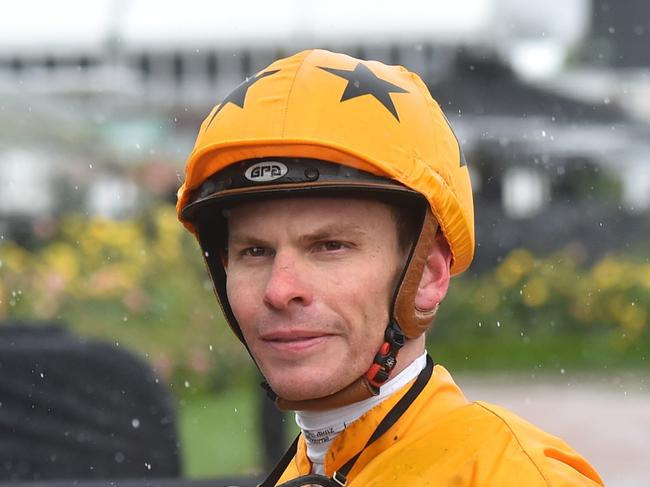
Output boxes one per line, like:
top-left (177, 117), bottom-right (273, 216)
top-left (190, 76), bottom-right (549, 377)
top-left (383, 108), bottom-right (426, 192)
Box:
top-left (617, 303), bottom-right (646, 335)
top-left (0, 243), bottom-right (30, 275)
top-left (496, 249), bottom-right (535, 287)
top-left (592, 256), bottom-right (625, 290)
top-left (0, 279), bottom-right (5, 319)
top-left (522, 277), bottom-right (549, 308)
top-left (41, 243), bottom-right (79, 283)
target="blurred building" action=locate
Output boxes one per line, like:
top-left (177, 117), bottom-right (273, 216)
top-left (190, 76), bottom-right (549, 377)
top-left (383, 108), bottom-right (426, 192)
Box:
top-left (0, 0), bottom-right (648, 265)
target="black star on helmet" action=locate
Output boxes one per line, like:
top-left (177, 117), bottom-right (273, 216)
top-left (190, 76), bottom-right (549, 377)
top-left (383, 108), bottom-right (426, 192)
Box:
top-left (206, 69), bottom-right (279, 128)
top-left (319, 62), bottom-right (409, 121)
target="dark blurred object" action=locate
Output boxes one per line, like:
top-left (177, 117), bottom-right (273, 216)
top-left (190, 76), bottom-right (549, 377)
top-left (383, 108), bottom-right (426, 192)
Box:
top-left (259, 376), bottom-right (288, 472)
top-left (585, 0), bottom-right (650, 67)
top-left (0, 322), bottom-right (181, 481)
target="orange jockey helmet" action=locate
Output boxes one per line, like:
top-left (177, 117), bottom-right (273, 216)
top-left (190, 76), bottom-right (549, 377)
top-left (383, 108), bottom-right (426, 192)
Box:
top-left (177, 49), bottom-right (474, 411)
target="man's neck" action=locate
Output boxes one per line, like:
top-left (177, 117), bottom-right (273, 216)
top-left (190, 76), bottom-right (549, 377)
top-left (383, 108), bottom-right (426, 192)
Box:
top-left (295, 352), bottom-right (428, 475)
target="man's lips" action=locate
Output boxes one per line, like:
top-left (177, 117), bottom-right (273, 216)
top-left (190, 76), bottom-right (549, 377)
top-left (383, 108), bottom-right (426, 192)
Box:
top-left (259, 330), bottom-right (337, 353)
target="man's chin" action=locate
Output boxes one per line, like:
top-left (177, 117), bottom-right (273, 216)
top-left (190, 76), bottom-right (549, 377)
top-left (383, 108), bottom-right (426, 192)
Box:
top-left (265, 369), bottom-right (354, 402)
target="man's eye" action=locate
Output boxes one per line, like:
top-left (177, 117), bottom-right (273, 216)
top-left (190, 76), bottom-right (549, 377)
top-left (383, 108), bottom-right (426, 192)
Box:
top-left (244, 247), bottom-right (268, 257)
top-left (320, 241), bottom-right (344, 251)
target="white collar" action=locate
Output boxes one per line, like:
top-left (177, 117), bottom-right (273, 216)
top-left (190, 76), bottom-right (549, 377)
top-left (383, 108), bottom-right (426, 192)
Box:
top-left (295, 352), bottom-right (427, 474)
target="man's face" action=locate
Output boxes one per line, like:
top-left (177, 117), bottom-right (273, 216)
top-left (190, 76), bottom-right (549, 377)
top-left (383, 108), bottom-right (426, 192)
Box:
top-left (225, 197), bottom-right (404, 401)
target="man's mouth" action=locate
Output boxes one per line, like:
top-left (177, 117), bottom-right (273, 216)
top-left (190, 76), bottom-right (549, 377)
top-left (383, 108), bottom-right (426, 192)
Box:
top-left (260, 330), bottom-right (335, 353)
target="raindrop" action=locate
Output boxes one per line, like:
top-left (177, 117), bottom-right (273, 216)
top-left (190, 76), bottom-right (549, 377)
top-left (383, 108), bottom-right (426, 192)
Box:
top-left (131, 418), bottom-right (140, 429)
top-left (184, 380), bottom-right (190, 388)
top-left (144, 462), bottom-right (152, 470)
top-left (496, 321), bottom-right (501, 328)
top-left (541, 130), bottom-right (546, 137)
top-left (560, 368), bottom-right (565, 374)
top-left (40, 373), bottom-right (44, 379)
top-left (204, 251), bottom-right (210, 257)
top-left (123, 316), bottom-right (128, 322)
top-left (115, 452), bottom-right (125, 463)
top-left (89, 163), bottom-right (93, 169)
top-left (209, 345), bottom-right (213, 351)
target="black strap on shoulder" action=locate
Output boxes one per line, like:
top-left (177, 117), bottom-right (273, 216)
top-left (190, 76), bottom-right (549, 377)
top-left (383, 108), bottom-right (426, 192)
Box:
top-left (259, 355), bottom-right (434, 487)
top-left (259, 434), bottom-right (301, 487)
top-left (332, 355), bottom-right (433, 483)
top-left (266, 473), bottom-right (344, 487)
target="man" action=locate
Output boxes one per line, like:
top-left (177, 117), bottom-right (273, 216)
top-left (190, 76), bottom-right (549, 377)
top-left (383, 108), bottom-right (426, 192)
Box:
top-left (177, 49), bottom-right (603, 486)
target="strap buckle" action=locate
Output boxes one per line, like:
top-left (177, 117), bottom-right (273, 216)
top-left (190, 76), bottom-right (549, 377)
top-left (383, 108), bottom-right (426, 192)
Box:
top-left (366, 320), bottom-right (405, 388)
top-left (332, 471), bottom-right (347, 486)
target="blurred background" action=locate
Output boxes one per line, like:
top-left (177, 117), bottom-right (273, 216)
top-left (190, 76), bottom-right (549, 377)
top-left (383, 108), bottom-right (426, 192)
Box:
top-left (0, 0), bottom-right (648, 486)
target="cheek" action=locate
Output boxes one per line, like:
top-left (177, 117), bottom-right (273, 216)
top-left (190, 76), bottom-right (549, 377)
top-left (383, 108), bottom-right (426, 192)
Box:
top-left (332, 262), bottom-right (397, 333)
top-left (226, 271), bottom-right (261, 328)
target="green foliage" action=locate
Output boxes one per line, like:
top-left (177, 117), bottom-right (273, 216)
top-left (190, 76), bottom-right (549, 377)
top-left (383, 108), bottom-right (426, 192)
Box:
top-left (179, 385), bottom-right (261, 477)
top-left (1, 206), bottom-right (648, 390)
top-left (0, 206), bottom-right (250, 392)
top-left (433, 248), bottom-right (650, 370)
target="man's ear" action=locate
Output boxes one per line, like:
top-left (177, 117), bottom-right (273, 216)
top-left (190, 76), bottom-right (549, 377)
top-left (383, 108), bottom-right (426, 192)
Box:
top-left (414, 233), bottom-right (452, 311)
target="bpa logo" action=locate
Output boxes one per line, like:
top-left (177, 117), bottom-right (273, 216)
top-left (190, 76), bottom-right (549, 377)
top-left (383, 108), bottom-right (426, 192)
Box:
top-left (244, 161), bottom-right (288, 182)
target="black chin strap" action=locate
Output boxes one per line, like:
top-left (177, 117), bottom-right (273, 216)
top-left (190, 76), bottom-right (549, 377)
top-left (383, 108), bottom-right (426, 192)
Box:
top-left (259, 355), bottom-right (434, 487)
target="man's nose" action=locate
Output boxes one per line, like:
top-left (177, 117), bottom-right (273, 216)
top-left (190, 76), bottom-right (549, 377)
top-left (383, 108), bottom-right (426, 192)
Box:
top-left (263, 254), bottom-right (313, 310)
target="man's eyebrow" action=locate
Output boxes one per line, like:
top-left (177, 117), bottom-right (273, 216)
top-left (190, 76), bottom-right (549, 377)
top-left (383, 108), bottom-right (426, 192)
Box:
top-left (298, 222), bottom-right (367, 243)
top-left (227, 232), bottom-right (269, 247)
top-left (229, 222), bottom-right (366, 245)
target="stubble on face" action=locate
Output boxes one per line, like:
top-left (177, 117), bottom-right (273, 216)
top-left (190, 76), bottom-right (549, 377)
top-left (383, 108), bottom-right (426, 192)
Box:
top-left (224, 196), bottom-right (406, 401)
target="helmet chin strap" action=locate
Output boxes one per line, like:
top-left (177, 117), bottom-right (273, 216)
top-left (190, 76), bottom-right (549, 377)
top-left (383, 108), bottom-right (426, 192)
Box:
top-left (267, 210), bottom-right (439, 412)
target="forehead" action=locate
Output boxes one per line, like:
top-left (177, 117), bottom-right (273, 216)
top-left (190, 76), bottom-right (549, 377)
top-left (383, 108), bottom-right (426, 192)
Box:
top-left (226, 196), bottom-right (397, 234)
